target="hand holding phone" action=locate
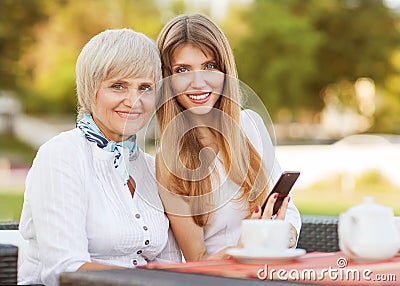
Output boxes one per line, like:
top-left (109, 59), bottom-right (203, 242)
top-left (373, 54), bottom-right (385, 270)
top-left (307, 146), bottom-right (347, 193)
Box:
top-left (260, 171), bottom-right (300, 216)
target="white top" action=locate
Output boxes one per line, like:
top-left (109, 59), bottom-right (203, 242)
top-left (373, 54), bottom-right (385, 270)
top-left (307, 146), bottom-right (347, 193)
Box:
top-left (204, 110), bottom-right (302, 254)
top-left (18, 128), bottom-right (181, 286)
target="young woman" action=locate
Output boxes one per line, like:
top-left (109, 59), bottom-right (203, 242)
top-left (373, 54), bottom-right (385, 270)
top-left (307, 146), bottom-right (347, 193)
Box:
top-left (155, 13), bottom-right (302, 261)
top-left (18, 28), bottom-right (181, 286)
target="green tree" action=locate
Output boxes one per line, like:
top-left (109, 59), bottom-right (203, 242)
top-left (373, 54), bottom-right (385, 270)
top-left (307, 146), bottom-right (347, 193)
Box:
top-left (235, 0), bottom-right (400, 123)
top-left (235, 0), bottom-right (322, 120)
top-left (11, 0), bottom-right (163, 114)
top-left (370, 49), bottom-right (400, 134)
top-left (0, 0), bottom-right (47, 91)
top-left (309, 0), bottom-right (400, 103)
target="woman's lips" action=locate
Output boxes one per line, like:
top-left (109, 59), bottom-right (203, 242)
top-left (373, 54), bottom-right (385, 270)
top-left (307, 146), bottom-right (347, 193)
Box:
top-left (116, 111), bottom-right (140, 120)
top-left (187, 92), bottom-right (212, 104)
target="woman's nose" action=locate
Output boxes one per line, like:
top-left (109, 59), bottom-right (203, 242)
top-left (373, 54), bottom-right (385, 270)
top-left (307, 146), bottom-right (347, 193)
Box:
top-left (123, 89), bottom-right (141, 107)
top-left (190, 71), bottom-right (207, 89)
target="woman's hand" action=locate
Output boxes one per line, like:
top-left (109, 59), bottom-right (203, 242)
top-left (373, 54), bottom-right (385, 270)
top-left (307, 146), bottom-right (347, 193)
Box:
top-left (288, 224), bottom-right (298, 248)
top-left (248, 194), bottom-right (298, 247)
top-left (261, 193), bottom-right (289, 220)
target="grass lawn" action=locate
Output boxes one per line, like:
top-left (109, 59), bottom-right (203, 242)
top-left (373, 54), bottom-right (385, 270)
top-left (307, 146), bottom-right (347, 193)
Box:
top-left (2, 134), bottom-right (399, 220)
top-left (1, 189), bottom-right (399, 222)
top-left (294, 192), bottom-right (400, 216)
top-left (0, 135), bottom-right (36, 167)
top-left (0, 192), bottom-right (24, 221)
top-left (0, 135), bottom-right (34, 221)
top-left (1, 168), bottom-right (399, 221)
top-left (293, 170), bottom-right (400, 216)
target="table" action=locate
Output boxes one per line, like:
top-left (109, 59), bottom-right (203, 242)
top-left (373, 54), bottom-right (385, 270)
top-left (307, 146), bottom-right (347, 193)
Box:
top-left (60, 252), bottom-right (400, 286)
top-left (59, 267), bottom-right (303, 286)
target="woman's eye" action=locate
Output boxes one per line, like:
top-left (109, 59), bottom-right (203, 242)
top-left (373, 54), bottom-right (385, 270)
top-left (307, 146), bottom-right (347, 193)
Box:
top-left (175, 67), bottom-right (189, 73)
top-left (205, 63), bottom-right (217, 70)
top-left (111, 83), bottom-right (124, 90)
top-left (139, 85), bottom-right (153, 92)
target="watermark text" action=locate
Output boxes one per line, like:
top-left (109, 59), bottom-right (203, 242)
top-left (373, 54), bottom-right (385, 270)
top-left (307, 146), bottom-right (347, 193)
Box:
top-left (257, 257), bottom-right (397, 282)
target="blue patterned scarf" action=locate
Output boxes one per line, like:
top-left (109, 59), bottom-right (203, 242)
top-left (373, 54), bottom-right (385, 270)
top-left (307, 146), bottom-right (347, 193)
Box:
top-left (77, 112), bottom-right (138, 185)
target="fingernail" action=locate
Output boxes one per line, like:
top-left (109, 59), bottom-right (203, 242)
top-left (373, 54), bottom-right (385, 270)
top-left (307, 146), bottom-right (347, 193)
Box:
top-left (273, 193), bottom-right (278, 199)
top-left (255, 206), bottom-right (260, 213)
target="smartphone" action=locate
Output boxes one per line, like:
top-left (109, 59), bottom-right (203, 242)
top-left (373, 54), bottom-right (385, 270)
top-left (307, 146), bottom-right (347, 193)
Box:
top-left (260, 171), bottom-right (300, 216)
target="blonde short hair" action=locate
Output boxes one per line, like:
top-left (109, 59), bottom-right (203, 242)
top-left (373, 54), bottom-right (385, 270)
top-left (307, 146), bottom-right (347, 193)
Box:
top-left (76, 28), bottom-right (161, 120)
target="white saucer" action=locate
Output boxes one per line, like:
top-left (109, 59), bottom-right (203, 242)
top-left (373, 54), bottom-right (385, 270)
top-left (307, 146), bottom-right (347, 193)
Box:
top-left (226, 248), bottom-right (306, 264)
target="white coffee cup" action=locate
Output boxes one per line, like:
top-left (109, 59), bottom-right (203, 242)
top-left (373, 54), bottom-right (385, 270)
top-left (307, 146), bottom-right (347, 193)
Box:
top-left (241, 219), bottom-right (290, 255)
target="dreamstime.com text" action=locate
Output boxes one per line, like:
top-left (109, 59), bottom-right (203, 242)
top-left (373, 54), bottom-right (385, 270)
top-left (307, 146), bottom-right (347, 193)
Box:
top-left (257, 257), bottom-right (397, 282)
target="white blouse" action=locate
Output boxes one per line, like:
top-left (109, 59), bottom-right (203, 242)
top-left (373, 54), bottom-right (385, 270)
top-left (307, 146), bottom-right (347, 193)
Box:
top-left (18, 128), bottom-right (181, 286)
top-left (204, 110), bottom-right (302, 254)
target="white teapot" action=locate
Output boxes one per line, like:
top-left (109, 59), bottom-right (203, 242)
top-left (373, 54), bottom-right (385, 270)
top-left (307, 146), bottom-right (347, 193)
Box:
top-left (339, 197), bottom-right (400, 261)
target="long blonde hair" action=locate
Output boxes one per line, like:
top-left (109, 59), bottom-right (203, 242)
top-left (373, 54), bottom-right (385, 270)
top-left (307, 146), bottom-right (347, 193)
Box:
top-left (156, 14), bottom-right (269, 226)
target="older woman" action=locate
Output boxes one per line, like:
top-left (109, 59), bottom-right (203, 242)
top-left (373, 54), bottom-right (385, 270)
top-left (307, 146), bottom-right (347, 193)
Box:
top-left (18, 28), bottom-right (181, 286)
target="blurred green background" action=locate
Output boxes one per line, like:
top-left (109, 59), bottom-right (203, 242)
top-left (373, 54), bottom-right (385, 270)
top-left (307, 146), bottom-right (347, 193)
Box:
top-left (1, 0), bottom-right (400, 221)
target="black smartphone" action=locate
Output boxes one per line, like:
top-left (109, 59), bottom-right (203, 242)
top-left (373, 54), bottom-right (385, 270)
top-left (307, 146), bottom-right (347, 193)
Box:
top-left (260, 171), bottom-right (300, 216)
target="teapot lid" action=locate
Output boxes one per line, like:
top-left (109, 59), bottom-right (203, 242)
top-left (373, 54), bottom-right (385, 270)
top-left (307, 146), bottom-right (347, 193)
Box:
top-left (347, 196), bottom-right (393, 216)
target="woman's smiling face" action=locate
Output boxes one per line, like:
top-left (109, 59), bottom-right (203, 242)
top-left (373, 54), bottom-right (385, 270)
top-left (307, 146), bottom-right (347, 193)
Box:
top-left (170, 43), bottom-right (225, 115)
top-left (92, 76), bottom-right (155, 142)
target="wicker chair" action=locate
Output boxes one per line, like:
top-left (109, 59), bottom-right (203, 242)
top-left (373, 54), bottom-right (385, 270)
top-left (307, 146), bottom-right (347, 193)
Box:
top-left (0, 221), bottom-right (28, 276)
top-left (297, 215), bottom-right (340, 253)
top-left (0, 221), bottom-right (19, 230)
top-left (1, 217), bottom-right (340, 251)
top-left (0, 244), bottom-right (18, 285)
